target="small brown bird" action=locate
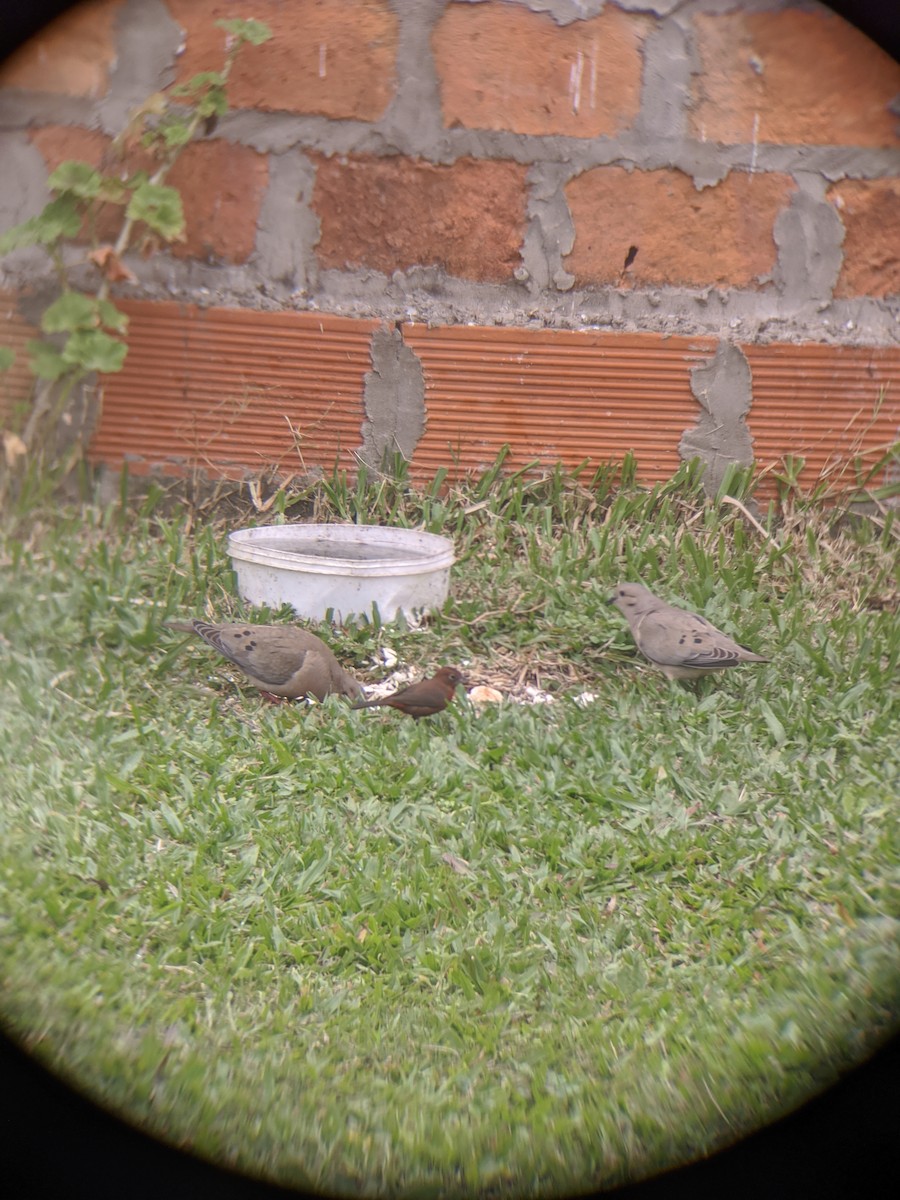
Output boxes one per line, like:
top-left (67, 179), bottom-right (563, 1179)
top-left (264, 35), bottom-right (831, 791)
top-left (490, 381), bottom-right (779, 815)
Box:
top-left (352, 666), bottom-right (466, 719)
top-left (166, 619), bottom-right (363, 702)
top-left (607, 582), bottom-right (770, 681)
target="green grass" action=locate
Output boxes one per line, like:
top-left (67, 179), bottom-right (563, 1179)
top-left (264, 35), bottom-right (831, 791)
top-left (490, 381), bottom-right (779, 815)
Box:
top-left (0, 460), bottom-right (898, 1197)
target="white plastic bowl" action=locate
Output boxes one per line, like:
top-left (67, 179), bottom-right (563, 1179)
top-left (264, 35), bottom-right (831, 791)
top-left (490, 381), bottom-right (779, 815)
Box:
top-left (227, 524), bottom-right (455, 625)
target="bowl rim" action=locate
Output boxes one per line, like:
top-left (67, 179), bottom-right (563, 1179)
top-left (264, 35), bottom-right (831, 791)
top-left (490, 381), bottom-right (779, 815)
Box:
top-left (227, 523), bottom-right (455, 575)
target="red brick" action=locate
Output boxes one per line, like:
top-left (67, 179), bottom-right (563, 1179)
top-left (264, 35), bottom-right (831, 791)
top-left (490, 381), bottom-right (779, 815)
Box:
top-left (0, 0), bottom-right (122, 97)
top-left (166, 140), bottom-right (268, 263)
top-left (0, 292), bottom-right (40, 426)
top-left (78, 301), bottom-right (900, 496)
top-left (89, 301), bottom-right (376, 476)
top-left (30, 126), bottom-right (267, 265)
top-left (691, 10), bottom-right (900, 148)
top-left (828, 180), bottom-right (900, 298)
top-left (403, 325), bottom-right (710, 483)
top-left (30, 124), bottom-right (110, 168)
top-left (745, 342), bottom-right (900, 496)
top-left (564, 167), bottom-right (795, 289)
top-left (313, 155), bottom-right (528, 282)
top-left (165, 0), bottom-right (397, 121)
top-left (433, 1), bottom-right (647, 137)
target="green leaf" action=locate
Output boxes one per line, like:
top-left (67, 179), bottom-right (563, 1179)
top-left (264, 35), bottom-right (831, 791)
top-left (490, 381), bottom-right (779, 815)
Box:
top-left (758, 698), bottom-right (786, 746)
top-left (61, 329), bottom-right (127, 374)
top-left (126, 182), bottom-right (184, 241)
top-left (27, 339), bottom-right (69, 381)
top-left (867, 480), bottom-right (900, 501)
top-left (47, 160), bottom-right (103, 199)
top-left (197, 88), bottom-right (228, 119)
top-left (294, 855), bottom-right (330, 897)
top-left (0, 219), bottom-right (38, 255)
top-left (160, 122), bottom-right (194, 149)
top-left (216, 18), bottom-right (273, 45)
top-left (97, 299), bottom-right (129, 335)
top-left (158, 801), bottom-right (183, 838)
top-left (0, 346), bottom-right (15, 371)
top-left (0, 195), bottom-right (82, 254)
top-left (41, 292), bottom-right (97, 334)
top-left (97, 176), bottom-right (129, 205)
top-left (32, 194), bottom-right (84, 242)
top-left (171, 71), bottom-right (225, 98)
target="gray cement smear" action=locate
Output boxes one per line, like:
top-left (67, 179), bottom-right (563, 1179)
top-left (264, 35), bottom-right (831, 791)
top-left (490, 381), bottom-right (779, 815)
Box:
top-left (360, 325), bottom-right (427, 471)
top-left (634, 19), bottom-right (692, 142)
top-left (772, 174), bottom-right (844, 301)
top-left (254, 152), bottom-right (320, 294)
top-left (380, 0), bottom-right (450, 159)
top-left (98, 0), bottom-right (180, 134)
top-left (0, 134), bottom-right (52, 277)
top-left (524, 164), bottom-right (577, 291)
top-left (0, 0), bottom-right (898, 483)
top-left (680, 343), bottom-right (755, 494)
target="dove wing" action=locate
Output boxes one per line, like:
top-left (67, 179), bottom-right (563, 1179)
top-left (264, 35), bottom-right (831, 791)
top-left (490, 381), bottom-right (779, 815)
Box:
top-left (199, 623), bottom-right (315, 687)
top-left (638, 610), bottom-right (746, 669)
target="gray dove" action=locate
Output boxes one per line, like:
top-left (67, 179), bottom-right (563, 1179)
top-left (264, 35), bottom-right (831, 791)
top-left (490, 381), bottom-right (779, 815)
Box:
top-left (166, 619), bottom-right (364, 702)
top-left (607, 582), bottom-right (769, 681)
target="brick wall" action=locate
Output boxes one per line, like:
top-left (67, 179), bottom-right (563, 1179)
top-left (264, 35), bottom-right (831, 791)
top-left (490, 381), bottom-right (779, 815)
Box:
top-left (0, 0), bottom-right (898, 494)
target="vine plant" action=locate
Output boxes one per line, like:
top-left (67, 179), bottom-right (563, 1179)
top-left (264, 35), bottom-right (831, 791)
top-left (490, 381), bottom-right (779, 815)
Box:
top-left (0, 17), bottom-right (272, 493)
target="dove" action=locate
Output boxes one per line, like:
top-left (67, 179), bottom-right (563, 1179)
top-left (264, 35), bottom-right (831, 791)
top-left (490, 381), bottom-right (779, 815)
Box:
top-left (607, 583), bottom-right (769, 681)
top-left (166, 619), bottom-right (363, 702)
top-left (351, 666), bottom-right (466, 719)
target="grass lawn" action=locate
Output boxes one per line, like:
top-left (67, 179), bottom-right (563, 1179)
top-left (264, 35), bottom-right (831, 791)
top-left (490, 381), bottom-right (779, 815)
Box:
top-left (0, 459), bottom-right (897, 1197)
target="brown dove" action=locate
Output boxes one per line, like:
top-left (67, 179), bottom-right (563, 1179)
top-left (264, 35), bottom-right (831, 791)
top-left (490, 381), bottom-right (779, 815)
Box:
top-left (351, 666), bottom-right (466, 719)
top-left (166, 619), bottom-right (363, 702)
top-left (607, 583), bottom-right (769, 681)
